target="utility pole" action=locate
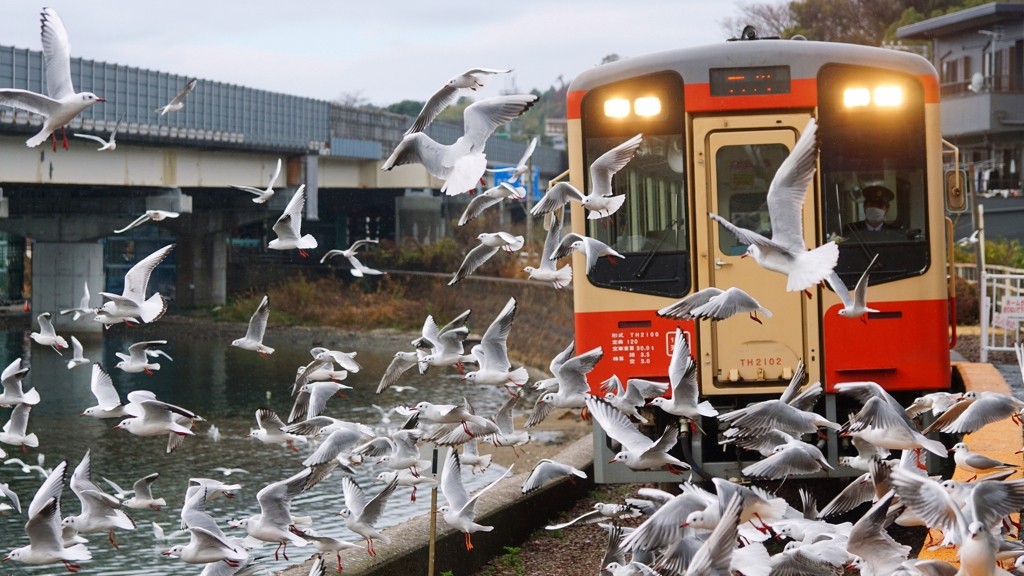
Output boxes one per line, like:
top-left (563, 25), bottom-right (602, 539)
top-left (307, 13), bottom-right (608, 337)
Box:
top-left (525, 160), bottom-right (534, 254)
top-left (427, 447), bottom-right (439, 576)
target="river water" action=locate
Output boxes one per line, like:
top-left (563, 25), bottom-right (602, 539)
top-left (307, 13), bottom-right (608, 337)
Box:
top-left (0, 327), bottom-right (510, 574)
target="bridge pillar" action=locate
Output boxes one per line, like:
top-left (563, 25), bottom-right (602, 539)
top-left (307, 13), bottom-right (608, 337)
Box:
top-left (174, 214), bottom-right (227, 307)
top-left (31, 242), bottom-right (103, 332)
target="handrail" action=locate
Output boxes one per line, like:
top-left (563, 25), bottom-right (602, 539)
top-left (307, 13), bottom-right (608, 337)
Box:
top-left (945, 217), bottom-right (957, 349)
top-left (942, 139), bottom-right (959, 177)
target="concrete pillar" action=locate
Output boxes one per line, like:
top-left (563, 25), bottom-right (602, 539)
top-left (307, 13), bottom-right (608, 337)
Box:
top-left (31, 242), bottom-right (103, 332)
top-left (174, 214), bottom-right (227, 307)
top-left (305, 155), bottom-right (319, 221)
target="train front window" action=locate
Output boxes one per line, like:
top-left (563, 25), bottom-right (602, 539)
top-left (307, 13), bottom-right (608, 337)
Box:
top-left (714, 143), bottom-right (790, 255)
top-left (579, 72), bottom-right (689, 298)
top-left (818, 65), bottom-right (929, 287)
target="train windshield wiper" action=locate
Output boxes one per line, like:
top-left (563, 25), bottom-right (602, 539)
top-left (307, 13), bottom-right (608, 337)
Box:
top-left (633, 220), bottom-right (680, 280)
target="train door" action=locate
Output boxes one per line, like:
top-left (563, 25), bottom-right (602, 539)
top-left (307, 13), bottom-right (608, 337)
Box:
top-left (691, 114), bottom-right (821, 395)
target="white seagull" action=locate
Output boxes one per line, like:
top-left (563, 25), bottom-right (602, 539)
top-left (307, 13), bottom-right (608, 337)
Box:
top-left (231, 469), bottom-right (311, 561)
top-left (531, 134), bottom-right (643, 219)
top-left (0, 358), bottom-right (40, 407)
top-left (288, 381), bottom-right (351, 424)
top-left (373, 470), bottom-right (438, 503)
top-left (524, 212), bottom-right (573, 289)
top-left (527, 345), bottom-right (603, 427)
top-left (657, 287), bottom-right (727, 321)
top-left (521, 459), bottom-right (586, 494)
top-left (156, 78), bottom-right (197, 115)
top-left (119, 473), bottom-right (166, 511)
top-left (248, 408), bottom-right (307, 452)
top-left (338, 476), bottom-right (399, 557)
top-left (98, 243), bottom-right (174, 324)
top-left (73, 113), bottom-right (123, 151)
top-left (268, 185), bottom-right (317, 256)
top-left (376, 352), bottom-right (421, 394)
top-left (826, 253), bottom-right (880, 321)
top-left (0, 9), bottom-right (105, 150)
top-left (458, 182), bottom-right (526, 226)
top-left (689, 286), bottom-right (773, 324)
top-left (448, 232), bottom-right (524, 285)
top-left (404, 68), bottom-right (512, 135)
top-left (0, 404), bottom-right (39, 453)
top-left (708, 119), bottom-right (838, 294)
top-left (586, 396), bottom-right (690, 474)
top-left (115, 340), bottom-right (167, 374)
top-left (383, 94), bottom-right (538, 195)
top-left (163, 526), bottom-right (248, 566)
top-left (550, 233), bottom-right (624, 274)
top-left (462, 297), bottom-right (529, 390)
top-left (79, 365), bottom-right (126, 419)
top-left (114, 399), bottom-right (200, 454)
top-left (230, 158), bottom-right (282, 204)
top-left (602, 375), bottom-right (667, 424)
top-left (288, 527), bottom-right (362, 572)
top-left (30, 312), bottom-right (68, 354)
top-left (3, 461), bottom-right (92, 572)
top-left (113, 210), bottom-right (180, 234)
top-left (320, 239), bottom-right (383, 277)
top-left (648, 329), bottom-right (718, 427)
top-left (230, 295), bottom-right (274, 356)
top-left (59, 281), bottom-right (94, 321)
top-left (66, 336), bottom-right (90, 369)
top-left (439, 450), bottom-right (513, 550)
top-left (486, 137), bottom-right (538, 185)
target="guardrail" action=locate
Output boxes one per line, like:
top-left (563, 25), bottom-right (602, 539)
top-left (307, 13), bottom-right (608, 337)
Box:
top-left (954, 263), bottom-right (1024, 283)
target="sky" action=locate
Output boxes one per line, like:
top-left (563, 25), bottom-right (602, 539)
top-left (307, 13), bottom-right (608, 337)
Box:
top-left (0, 1), bottom-right (747, 106)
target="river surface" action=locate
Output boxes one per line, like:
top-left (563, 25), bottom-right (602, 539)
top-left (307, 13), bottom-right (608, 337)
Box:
top-left (0, 327), bottom-right (510, 574)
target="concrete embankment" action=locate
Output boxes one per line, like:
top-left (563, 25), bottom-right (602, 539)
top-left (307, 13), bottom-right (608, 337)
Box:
top-left (277, 432), bottom-right (595, 576)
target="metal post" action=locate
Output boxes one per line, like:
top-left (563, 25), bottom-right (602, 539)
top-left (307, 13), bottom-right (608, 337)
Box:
top-left (525, 162), bottom-right (534, 254)
top-left (970, 161), bottom-right (982, 283)
top-left (427, 447), bottom-right (439, 576)
top-left (979, 205), bottom-right (988, 363)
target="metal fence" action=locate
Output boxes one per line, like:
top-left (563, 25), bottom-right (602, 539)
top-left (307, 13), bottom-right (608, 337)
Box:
top-left (980, 271), bottom-right (1024, 361)
top-left (0, 45), bottom-right (330, 152)
top-left (954, 263), bottom-right (1024, 283)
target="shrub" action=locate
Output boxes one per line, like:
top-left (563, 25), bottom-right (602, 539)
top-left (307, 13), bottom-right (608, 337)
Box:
top-left (955, 276), bottom-right (979, 325)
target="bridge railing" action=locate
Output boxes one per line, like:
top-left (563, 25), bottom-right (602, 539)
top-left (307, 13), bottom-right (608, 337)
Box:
top-left (0, 44), bottom-right (330, 153)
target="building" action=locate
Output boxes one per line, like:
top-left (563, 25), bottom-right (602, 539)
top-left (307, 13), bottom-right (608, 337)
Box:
top-left (899, 3), bottom-right (1024, 244)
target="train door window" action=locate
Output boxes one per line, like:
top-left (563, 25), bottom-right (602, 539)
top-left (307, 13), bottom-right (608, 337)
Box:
top-left (714, 143), bottom-right (790, 255)
top-left (818, 64), bottom-right (929, 288)
top-left (579, 72), bottom-right (689, 297)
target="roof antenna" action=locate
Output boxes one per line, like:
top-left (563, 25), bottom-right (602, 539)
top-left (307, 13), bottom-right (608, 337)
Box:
top-left (741, 25), bottom-right (759, 40)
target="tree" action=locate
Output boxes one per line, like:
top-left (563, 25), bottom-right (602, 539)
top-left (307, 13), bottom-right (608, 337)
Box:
top-left (720, 1), bottom-right (795, 39)
top-left (385, 100), bottom-right (425, 117)
top-left (335, 89), bottom-right (371, 108)
top-left (600, 54), bottom-right (621, 65)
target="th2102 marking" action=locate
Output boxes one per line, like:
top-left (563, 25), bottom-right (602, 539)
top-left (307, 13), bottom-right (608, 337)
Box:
top-left (740, 357), bottom-right (783, 367)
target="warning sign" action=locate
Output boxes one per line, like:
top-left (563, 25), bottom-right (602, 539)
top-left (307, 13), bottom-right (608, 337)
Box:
top-left (1003, 296), bottom-right (1024, 320)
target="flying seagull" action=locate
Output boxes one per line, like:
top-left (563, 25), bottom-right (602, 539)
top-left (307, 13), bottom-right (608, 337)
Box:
top-left (73, 113), bottom-right (124, 151)
top-left (156, 78), bottom-right (197, 116)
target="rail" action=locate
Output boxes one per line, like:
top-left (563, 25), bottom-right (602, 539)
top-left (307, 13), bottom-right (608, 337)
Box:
top-left (954, 263), bottom-right (1024, 283)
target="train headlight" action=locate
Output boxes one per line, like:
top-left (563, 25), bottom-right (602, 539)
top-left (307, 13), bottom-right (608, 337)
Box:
top-left (604, 98), bottom-right (630, 118)
top-left (874, 86), bottom-right (903, 106)
top-left (843, 88), bottom-right (870, 107)
top-left (634, 97), bottom-right (661, 117)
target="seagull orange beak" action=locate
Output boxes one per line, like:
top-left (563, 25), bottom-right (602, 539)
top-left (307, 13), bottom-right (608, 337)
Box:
top-left (679, 522), bottom-right (689, 528)
top-left (609, 459), bottom-right (617, 464)
top-left (97, 98), bottom-right (106, 102)
top-left (740, 254), bottom-right (748, 259)
top-left (113, 425), bottom-right (121, 430)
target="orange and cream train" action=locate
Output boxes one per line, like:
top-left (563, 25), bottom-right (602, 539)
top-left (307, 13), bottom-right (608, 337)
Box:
top-left (562, 35), bottom-right (956, 481)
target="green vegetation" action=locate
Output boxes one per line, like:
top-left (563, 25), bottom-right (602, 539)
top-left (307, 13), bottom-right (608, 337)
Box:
top-left (954, 237), bottom-right (1024, 269)
top-left (723, 0), bottom-right (1010, 45)
top-left (499, 546), bottom-right (525, 574)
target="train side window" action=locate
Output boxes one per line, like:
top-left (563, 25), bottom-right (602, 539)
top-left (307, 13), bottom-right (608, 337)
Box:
top-left (714, 143), bottom-right (790, 255)
top-left (817, 65), bottom-right (929, 288)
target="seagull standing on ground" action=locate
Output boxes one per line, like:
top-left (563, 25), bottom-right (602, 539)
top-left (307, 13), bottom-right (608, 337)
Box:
top-left (230, 158), bottom-right (282, 204)
top-left (230, 295), bottom-right (274, 357)
top-left (268, 185), bottom-right (317, 257)
top-left (531, 134), bottom-right (643, 219)
top-left (708, 119), bottom-right (838, 294)
top-left (156, 78), bottom-right (197, 115)
top-left (73, 113), bottom-right (123, 151)
top-left (0, 9), bottom-right (105, 150)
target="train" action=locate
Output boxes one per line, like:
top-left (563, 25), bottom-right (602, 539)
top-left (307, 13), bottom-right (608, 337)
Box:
top-left (560, 29), bottom-right (961, 481)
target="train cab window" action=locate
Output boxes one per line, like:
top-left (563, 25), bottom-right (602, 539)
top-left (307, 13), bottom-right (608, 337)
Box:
top-left (714, 143), bottom-right (791, 255)
top-left (579, 72), bottom-right (689, 297)
top-left (818, 65), bottom-right (929, 287)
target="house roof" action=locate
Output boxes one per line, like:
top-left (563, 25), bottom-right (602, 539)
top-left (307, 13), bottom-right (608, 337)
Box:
top-left (898, 2), bottom-right (1024, 39)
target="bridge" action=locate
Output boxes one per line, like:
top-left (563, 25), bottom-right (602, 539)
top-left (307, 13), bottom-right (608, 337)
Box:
top-left (0, 44), bottom-right (567, 330)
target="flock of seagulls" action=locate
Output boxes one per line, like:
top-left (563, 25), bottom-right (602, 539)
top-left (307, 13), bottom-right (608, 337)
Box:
top-left (3, 7), bottom-right (1022, 576)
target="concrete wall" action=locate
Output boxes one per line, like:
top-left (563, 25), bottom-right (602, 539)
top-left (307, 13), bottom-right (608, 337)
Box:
top-left (31, 242), bottom-right (103, 332)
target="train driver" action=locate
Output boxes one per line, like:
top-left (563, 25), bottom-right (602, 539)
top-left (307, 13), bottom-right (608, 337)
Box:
top-left (844, 185), bottom-right (898, 233)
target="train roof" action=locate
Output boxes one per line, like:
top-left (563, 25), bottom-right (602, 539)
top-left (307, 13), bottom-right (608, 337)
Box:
top-left (568, 40), bottom-right (937, 93)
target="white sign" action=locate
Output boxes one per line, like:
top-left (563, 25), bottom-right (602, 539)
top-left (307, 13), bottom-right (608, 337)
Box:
top-left (1003, 296), bottom-right (1024, 320)
top-left (992, 312), bottom-right (1020, 330)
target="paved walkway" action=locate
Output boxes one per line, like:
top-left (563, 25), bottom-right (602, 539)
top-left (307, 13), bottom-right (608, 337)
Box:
top-left (917, 362), bottom-right (1023, 565)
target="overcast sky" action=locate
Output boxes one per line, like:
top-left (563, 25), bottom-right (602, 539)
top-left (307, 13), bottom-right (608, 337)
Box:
top-left (0, 1), bottom-right (747, 106)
